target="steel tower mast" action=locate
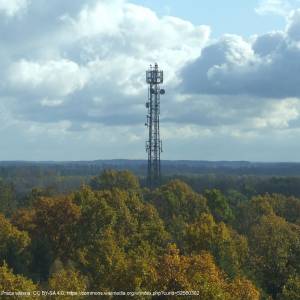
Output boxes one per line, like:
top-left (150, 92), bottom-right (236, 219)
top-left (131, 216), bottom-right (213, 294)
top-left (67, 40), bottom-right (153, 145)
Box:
top-left (145, 63), bottom-right (165, 188)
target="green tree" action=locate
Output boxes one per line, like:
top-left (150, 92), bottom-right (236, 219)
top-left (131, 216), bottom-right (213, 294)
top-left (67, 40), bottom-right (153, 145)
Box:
top-left (75, 186), bottom-right (169, 252)
top-left (90, 170), bottom-right (140, 191)
top-left (280, 274), bottom-right (300, 300)
top-left (77, 227), bottom-right (128, 291)
top-left (125, 242), bottom-right (158, 294)
top-left (184, 213), bottom-right (248, 277)
top-left (149, 180), bottom-right (208, 243)
top-left (73, 186), bottom-right (168, 292)
top-left (237, 194), bottom-right (274, 233)
top-left (204, 189), bottom-right (234, 223)
top-left (249, 214), bottom-right (300, 297)
top-left (267, 194), bottom-right (300, 224)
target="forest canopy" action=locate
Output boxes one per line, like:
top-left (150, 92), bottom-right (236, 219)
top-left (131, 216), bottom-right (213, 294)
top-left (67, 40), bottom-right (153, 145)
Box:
top-left (1, 169), bottom-right (300, 299)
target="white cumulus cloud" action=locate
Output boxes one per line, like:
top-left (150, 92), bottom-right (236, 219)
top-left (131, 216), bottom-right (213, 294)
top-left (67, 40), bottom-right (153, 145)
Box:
top-left (0, 0), bottom-right (28, 17)
top-left (8, 59), bottom-right (89, 97)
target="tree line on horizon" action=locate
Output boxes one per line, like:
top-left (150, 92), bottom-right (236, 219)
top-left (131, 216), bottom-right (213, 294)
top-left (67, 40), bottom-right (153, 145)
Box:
top-left (1, 169), bottom-right (300, 299)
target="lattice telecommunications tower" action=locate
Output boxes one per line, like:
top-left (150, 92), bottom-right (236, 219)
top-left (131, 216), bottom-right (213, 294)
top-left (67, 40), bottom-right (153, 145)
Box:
top-left (145, 63), bottom-right (165, 188)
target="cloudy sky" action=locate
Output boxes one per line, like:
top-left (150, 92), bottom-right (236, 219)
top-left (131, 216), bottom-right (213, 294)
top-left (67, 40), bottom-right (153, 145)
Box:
top-left (1, 0), bottom-right (300, 161)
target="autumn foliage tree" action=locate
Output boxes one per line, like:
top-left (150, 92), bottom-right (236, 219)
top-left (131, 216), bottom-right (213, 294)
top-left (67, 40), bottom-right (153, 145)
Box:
top-left (0, 213), bottom-right (30, 274)
top-left (157, 244), bottom-right (259, 300)
top-left (11, 196), bottom-right (81, 280)
top-left (184, 213), bottom-right (248, 277)
top-left (0, 263), bottom-right (37, 299)
top-left (48, 266), bottom-right (87, 300)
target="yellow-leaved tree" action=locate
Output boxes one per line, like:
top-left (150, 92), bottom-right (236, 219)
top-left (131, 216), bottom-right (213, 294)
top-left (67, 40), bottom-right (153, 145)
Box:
top-left (157, 244), bottom-right (259, 300)
top-left (0, 263), bottom-right (37, 299)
